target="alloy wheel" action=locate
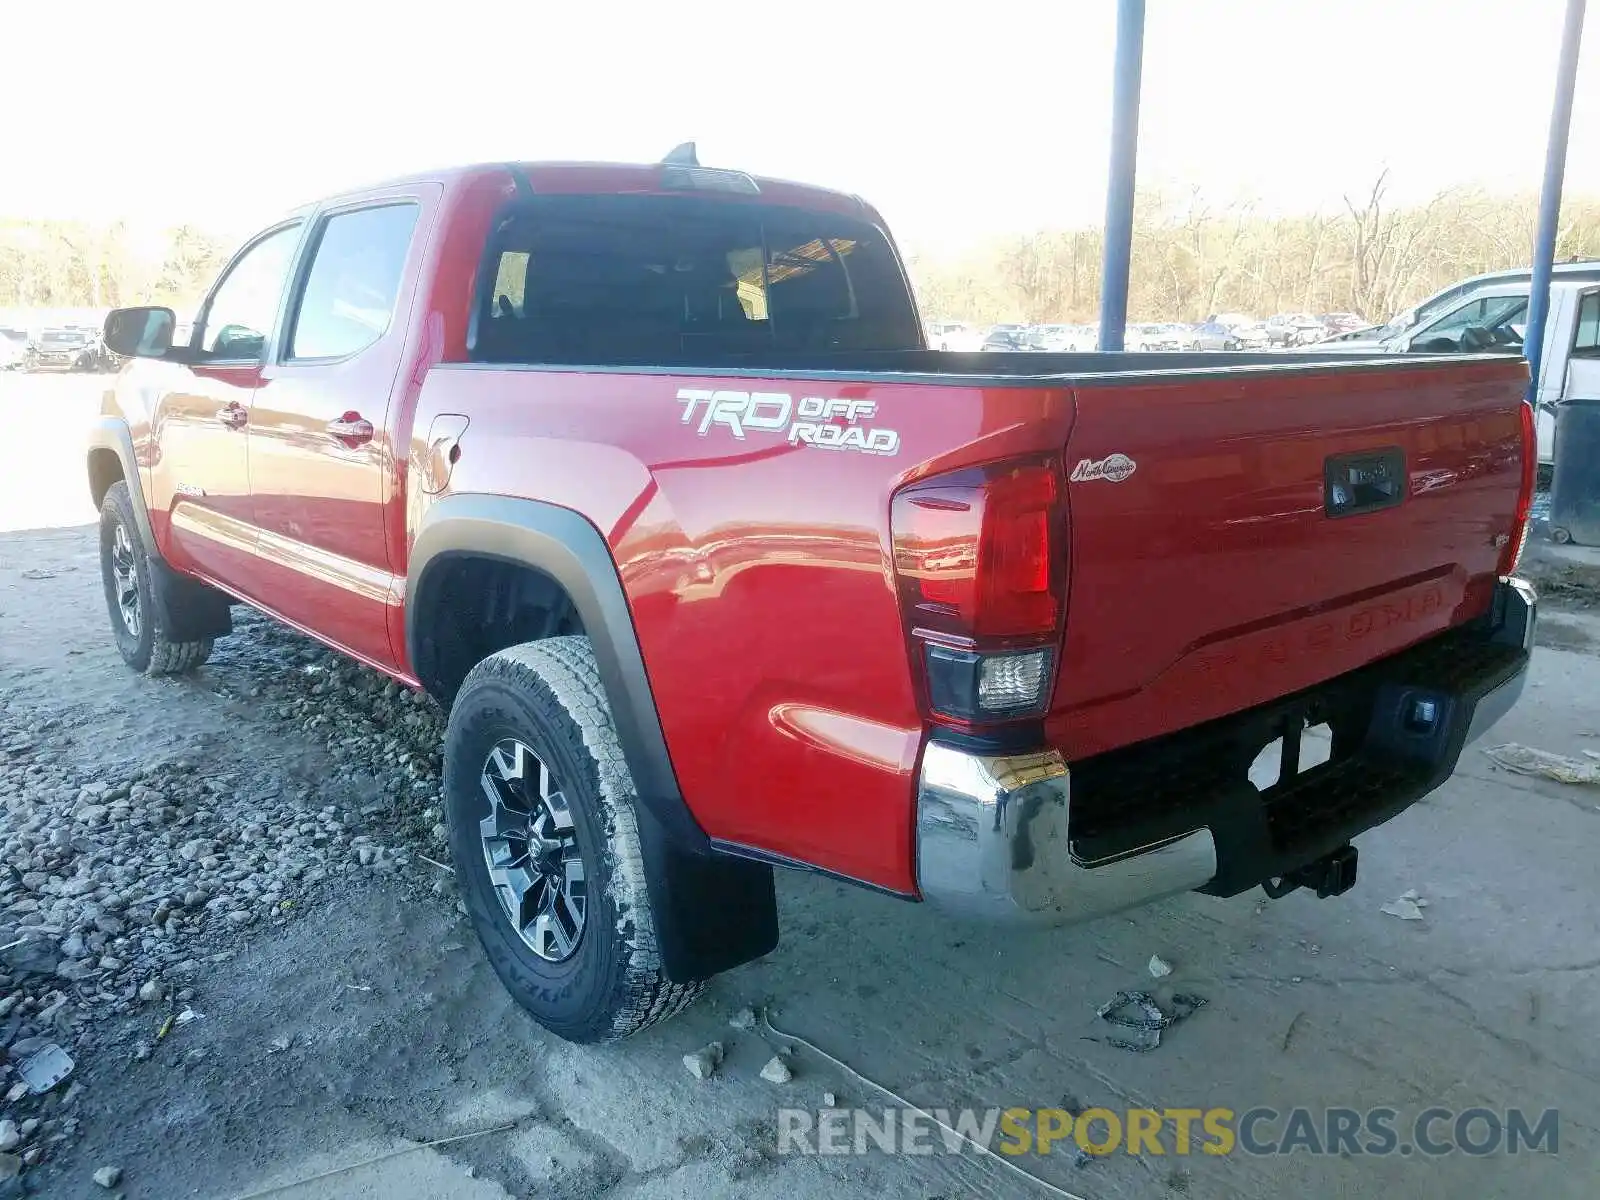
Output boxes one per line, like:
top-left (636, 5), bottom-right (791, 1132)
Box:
top-left (110, 523), bottom-right (141, 639)
top-left (478, 738), bottom-right (587, 962)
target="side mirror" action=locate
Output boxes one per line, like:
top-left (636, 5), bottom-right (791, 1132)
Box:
top-left (104, 307), bottom-right (176, 359)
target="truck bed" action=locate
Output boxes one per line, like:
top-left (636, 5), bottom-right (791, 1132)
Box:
top-left (468, 346), bottom-right (1518, 383)
top-left (423, 349), bottom-right (1529, 892)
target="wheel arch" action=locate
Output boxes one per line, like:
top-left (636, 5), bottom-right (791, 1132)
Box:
top-left (85, 417), bottom-right (157, 555)
top-left (407, 494), bottom-right (695, 847)
top-left (408, 493), bottom-right (778, 982)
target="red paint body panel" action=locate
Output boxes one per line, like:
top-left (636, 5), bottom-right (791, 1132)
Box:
top-left (411, 368), bottom-right (1077, 889)
top-left (99, 162), bottom-right (1533, 899)
top-left (1048, 359), bottom-right (1527, 757)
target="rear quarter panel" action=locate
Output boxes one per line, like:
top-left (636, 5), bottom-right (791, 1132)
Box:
top-left (409, 366), bottom-right (1073, 892)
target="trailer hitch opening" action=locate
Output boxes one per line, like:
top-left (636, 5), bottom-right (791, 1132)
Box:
top-left (1261, 845), bottom-right (1358, 900)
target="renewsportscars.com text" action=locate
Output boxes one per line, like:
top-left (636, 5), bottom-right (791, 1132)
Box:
top-left (776, 1106), bottom-right (1559, 1158)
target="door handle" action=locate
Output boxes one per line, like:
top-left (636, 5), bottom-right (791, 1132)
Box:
top-left (326, 413), bottom-right (375, 446)
top-left (216, 402), bottom-right (248, 430)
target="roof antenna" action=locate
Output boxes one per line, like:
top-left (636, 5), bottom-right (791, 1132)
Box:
top-left (661, 142), bottom-right (699, 167)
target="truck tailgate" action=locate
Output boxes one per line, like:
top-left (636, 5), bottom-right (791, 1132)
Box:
top-left (1049, 358), bottom-right (1529, 758)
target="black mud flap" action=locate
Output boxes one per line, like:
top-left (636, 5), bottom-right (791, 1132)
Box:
top-left (635, 806), bottom-right (778, 983)
top-left (147, 558), bottom-right (234, 642)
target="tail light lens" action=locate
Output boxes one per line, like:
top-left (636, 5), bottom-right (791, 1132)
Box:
top-left (891, 458), bottom-right (1066, 726)
top-left (1499, 401), bottom-right (1536, 577)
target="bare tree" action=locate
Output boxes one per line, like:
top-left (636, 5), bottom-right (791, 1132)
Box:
top-left (905, 180), bottom-right (1600, 327)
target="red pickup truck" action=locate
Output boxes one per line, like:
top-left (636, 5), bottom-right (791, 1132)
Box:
top-left (88, 154), bottom-right (1537, 1042)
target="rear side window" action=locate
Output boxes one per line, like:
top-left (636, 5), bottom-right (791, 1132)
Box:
top-left (287, 204), bottom-right (419, 361)
top-left (1574, 292), bottom-right (1600, 357)
top-left (471, 194), bottom-right (920, 364)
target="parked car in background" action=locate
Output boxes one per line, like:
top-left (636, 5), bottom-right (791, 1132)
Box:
top-left (1208, 312), bottom-right (1255, 329)
top-left (1265, 313), bottom-right (1325, 346)
top-left (1231, 321), bottom-right (1272, 350)
top-left (926, 321), bottom-right (983, 351)
top-left (1318, 313), bottom-right (1368, 335)
top-left (1308, 325), bottom-right (1383, 346)
top-left (1028, 324), bottom-right (1071, 349)
top-left (0, 327), bottom-right (28, 370)
top-left (1038, 323), bottom-right (1098, 351)
top-left (980, 327), bottom-right (1030, 351)
top-left (1067, 323), bottom-right (1098, 350)
top-left (1128, 323), bottom-right (1183, 351)
top-left (25, 327), bottom-right (95, 371)
top-left (1191, 321), bottom-right (1242, 350)
top-left (1160, 322), bottom-right (1201, 350)
top-left (73, 334), bottom-right (124, 373)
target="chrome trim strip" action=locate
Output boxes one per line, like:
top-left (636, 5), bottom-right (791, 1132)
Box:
top-left (169, 503), bottom-right (257, 556)
top-left (254, 527), bottom-right (394, 604)
top-left (916, 742), bottom-right (1217, 925)
top-left (1494, 576), bottom-right (1537, 652)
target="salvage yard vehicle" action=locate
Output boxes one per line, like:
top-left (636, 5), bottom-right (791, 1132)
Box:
top-left (66, 331), bottom-right (122, 373)
top-left (926, 320), bottom-right (982, 351)
top-left (1128, 322), bottom-right (1183, 351)
top-left (980, 327), bottom-right (1030, 351)
top-left (25, 326), bottom-right (94, 370)
top-left (1190, 320), bottom-right (1241, 350)
top-left (88, 154), bottom-right (1538, 1044)
top-left (0, 327), bottom-right (26, 370)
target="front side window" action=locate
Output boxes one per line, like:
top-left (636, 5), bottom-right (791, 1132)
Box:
top-left (1573, 292), bottom-right (1600, 357)
top-left (199, 225), bottom-right (301, 361)
top-left (472, 194), bottom-right (920, 364)
top-left (1413, 294), bottom-right (1528, 352)
top-left (288, 204), bottom-right (420, 360)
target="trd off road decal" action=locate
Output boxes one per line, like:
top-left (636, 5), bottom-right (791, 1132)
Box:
top-left (676, 389), bottom-right (900, 457)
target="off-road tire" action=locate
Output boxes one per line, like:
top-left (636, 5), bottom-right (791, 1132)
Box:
top-left (444, 636), bottom-right (703, 1042)
top-left (99, 481), bottom-right (213, 675)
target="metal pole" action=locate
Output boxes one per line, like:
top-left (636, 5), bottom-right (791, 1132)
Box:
top-left (1097, 0), bottom-right (1146, 352)
top-left (1524, 0), bottom-right (1587, 401)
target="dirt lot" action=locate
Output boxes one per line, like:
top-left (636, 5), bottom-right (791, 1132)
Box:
top-left (2, 374), bottom-right (1599, 1199)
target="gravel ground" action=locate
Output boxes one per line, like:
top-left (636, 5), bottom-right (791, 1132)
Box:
top-left (3, 375), bottom-right (1600, 1200)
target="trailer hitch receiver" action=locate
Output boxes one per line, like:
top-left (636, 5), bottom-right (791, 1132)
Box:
top-left (1261, 845), bottom-right (1358, 900)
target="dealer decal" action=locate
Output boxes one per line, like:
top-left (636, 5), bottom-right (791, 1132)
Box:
top-left (676, 388), bottom-right (900, 457)
top-left (1070, 452), bottom-right (1137, 483)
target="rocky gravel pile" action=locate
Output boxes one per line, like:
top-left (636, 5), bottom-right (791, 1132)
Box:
top-left (0, 609), bottom-right (459, 1188)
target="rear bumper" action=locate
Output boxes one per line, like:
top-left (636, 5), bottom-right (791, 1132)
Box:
top-left (915, 577), bottom-right (1535, 924)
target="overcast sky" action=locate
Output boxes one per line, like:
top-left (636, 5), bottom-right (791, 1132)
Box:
top-left (3, 0), bottom-right (1596, 252)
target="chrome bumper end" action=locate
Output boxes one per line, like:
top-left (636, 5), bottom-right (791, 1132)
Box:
top-left (1466, 576), bottom-right (1537, 743)
top-left (915, 742), bottom-right (1217, 925)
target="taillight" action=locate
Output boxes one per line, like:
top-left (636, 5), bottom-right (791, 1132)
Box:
top-left (890, 458), bottom-right (1066, 725)
top-left (1499, 401), bottom-right (1536, 577)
